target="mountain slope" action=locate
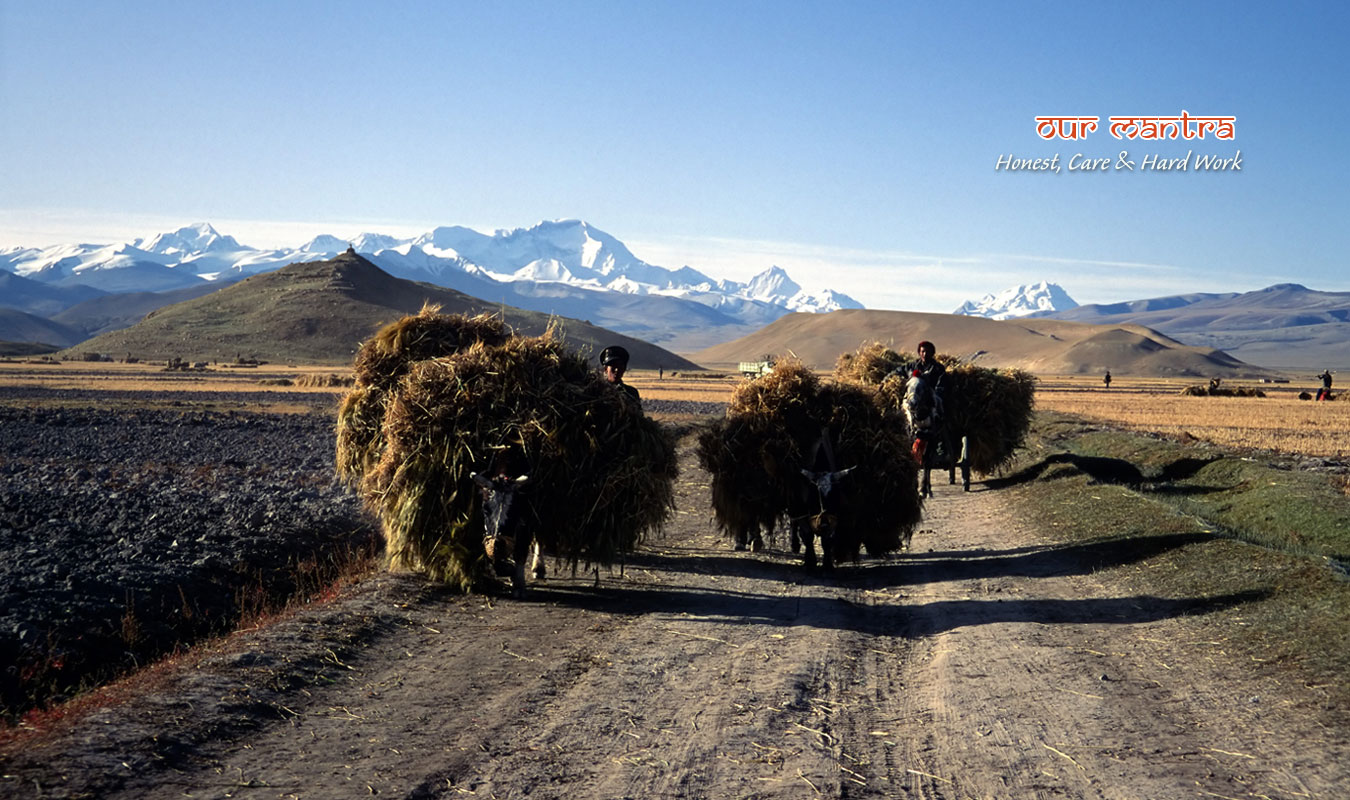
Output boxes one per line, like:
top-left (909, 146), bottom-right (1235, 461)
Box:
top-left (59, 252), bottom-right (700, 369)
top-left (0, 309), bottom-right (84, 349)
top-left (1035, 284), bottom-right (1350, 369)
top-left (690, 308), bottom-right (1266, 378)
top-left (0, 270), bottom-right (107, 316)
top-left (51, 280), bottom-right (240, 339)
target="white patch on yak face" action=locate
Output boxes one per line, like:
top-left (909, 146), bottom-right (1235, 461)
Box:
top-left (800, 466), bottom-right (855, 498)
top-left (904, 375), bottom-right (933, 431)
top-left (471, 472), bottom-right (531, 538)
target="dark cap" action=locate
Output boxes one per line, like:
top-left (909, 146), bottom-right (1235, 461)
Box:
top-left (600, 345), bottom-right (630, 368)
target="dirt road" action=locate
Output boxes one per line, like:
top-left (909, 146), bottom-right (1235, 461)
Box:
top-left (7, 442), bottom-right (1348, 799)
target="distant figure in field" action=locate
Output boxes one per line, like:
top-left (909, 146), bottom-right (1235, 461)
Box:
top-left (1317, 369), bottom-right (1333, 401)
top-left (1103, 370), bottom-right (1112, 389)
top-left (1209, 377), bottom-right (1222, 392)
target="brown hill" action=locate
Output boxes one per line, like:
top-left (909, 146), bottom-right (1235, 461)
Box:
top-left (59, 252), bottom-right (701, 369)
top-left (1035, 283), bottom-right (1350, 371)
top-left (689, 308), bottom-right (1271, 378)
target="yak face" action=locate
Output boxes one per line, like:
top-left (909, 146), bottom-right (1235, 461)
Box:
top-left (800, 466), bottom-right (855, 501)
top-left (472, 472), bottom-right (531, 564)
top-left (903, 374), bottom-right (935, 435)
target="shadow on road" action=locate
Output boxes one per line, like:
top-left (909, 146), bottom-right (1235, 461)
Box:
top-left (494, 531), bottom-right (1262, 640)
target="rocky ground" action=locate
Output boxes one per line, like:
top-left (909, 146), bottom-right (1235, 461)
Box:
top-left (0, 392), bottom-right (378, 720)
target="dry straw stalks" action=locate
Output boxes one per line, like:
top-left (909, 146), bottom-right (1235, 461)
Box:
top-left (696, 359), bottom-right (922, 559)
top-left (336, 306), bottom-right (677, 591)
top-left (833, 342), bottom-right (1037, 476)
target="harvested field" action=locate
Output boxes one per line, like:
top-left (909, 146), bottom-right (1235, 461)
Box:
top-left (1037, 374), bottom-right (1350, 457)
top-left (0, 395), bottom-right (377, 720)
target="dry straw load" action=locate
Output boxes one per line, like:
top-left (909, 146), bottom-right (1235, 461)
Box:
top-left (295, 373), bottom-right (355, 388)
top-left (1180, 384), bottom-right (1266, 397)
top-left (833, 343), bottom-right (1037, 476)
top-left (336, 307), bottom-right (510, 485)
top-left (338, 310), bottom-right (677, 592)
top-left (696, 359), bottom-right (921, 559)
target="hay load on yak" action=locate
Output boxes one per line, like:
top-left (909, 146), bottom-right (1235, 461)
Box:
top-left (337, 306), bottom-right (510, 486)
top-left (337, 309), bottom-right (677, 593)
top-left (696, 360), bottom-right (922, 569)
top-left (834, 342), bottom-right (1037, 478)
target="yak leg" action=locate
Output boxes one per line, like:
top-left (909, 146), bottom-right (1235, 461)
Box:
top-left (819, 525), bottom-right (834, 571)
top-left (511, 532), bottom-right (532, 598)
top-left (530, 540), bottom-right (545, 580)
top-left (798, 519), bottom-right (818, 570)
top-left (734, 527), bottom-right (750, 551)
top-left (789, 519), bottom-right (802, 554)
top-left (959, 434), bottom-right (971, 491)
top-left (487, 534), bottom-right (514, 577)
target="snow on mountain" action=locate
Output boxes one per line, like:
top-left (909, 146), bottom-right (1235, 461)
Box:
top-left (138, 223), bottom-right (241, 256)
top-left (2, 219), bottom-right (863, 331)
top-left (953, 281), bottom-right (1078, 320)
top-left (299, 234), bottom-right (353, 254)
top-left (744, 266), bottom-right (801, 303)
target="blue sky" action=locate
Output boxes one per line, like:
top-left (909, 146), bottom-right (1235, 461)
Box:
top-left (1, 1), bottom-right (1346, 312)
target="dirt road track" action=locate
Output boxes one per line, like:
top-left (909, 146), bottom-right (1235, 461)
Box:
top-left (6, 443), bottom-right (1348, 799)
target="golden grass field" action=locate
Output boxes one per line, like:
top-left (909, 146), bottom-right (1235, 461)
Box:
top-left (6, 361), bottom-right (1349, 458)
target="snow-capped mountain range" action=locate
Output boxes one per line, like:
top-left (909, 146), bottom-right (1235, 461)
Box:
top-left (953, 281), bottom-right (1078, 320)
top-left (0, 220), bottom-right (862, 318)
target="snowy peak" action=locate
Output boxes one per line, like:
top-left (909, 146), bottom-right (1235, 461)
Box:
top-left (788, 287), bottom-right (865, 314)
top-left (300, 234), bottom-right (353, 253)
top-left (744, 266), bottom-right (802, 303)
top-left (954, 281), bottom-right (1078, 320)
top-left (139, 222), bottom-right (240, 255)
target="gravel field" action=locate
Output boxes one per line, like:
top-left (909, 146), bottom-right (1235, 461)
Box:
top-left (0, 398), bottom-right (377, 720)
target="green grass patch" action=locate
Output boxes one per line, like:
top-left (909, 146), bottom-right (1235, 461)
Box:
top-left (997, 411), bottom-right (1350, 715)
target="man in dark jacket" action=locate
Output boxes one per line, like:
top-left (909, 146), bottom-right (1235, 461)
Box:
top-left (600, 345), bottom-right (641, 405)
top-left (912, 340), bottom-right (947, 420)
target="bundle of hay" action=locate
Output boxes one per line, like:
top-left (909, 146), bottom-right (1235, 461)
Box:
top-left (1180, 384), bottom-right (1266, 397)
top-left (834, 342), bottom-right (1036, 476)
top-left (336, 307), bottom-right (510, 485)
top-left (697, 360), bottom-right (921, 559)
top-left (296, 373), bottom-right (355, 388)
top-left (942, 363), bottom-right (1037, 474)
top-left (362, 334), bottom-right (676, 591)
top-left (834, 341), bottom-right (908, 385)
